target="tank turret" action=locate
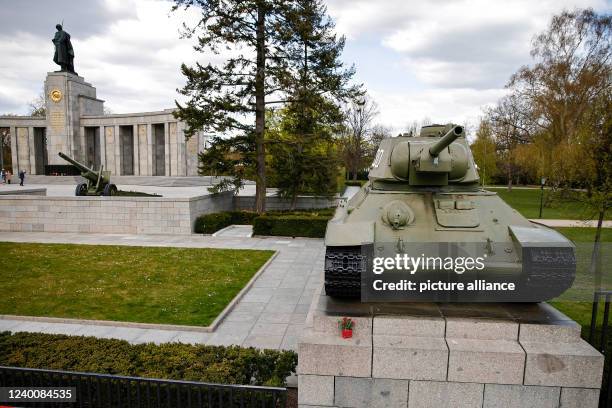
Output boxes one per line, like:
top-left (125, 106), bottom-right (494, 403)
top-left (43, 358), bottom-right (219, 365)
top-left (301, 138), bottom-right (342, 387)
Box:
top-left (371, 124), bottom-right (478, 188)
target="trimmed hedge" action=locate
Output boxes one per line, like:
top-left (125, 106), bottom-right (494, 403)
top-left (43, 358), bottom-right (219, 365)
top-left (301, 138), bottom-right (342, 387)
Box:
top-left (253, 215), bottom-right (329, 238)
top-left (194, 211), bottom-right (259, 234)
top-left (194, 208), bottom-right (335, 236)
top-left (0, 331), bottom-right (296, 387)
top-left (344, 180), bottom-right (366, 187)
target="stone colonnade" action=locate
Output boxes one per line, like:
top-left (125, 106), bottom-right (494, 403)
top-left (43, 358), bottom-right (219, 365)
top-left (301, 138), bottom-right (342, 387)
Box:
top-left (0, 118), bottom-right (46, 175)
top-left (80, 110), bottom-right (204, 176)
top-left (0, 110), bottom-right (206, 176)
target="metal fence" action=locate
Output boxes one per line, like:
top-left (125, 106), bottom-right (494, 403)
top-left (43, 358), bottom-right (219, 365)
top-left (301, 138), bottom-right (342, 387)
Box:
top-left (589, 290), bottom-right (612, 408)
top-left (0, 366), bottom-right (287, 408)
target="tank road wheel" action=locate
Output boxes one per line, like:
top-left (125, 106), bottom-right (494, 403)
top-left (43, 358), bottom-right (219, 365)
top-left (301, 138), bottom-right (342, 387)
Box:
top-left (102, 184), bottom-right (118, 196)
top-left (75, 183), bottom-right (88, 196)
top-left (324, 246), bottom-right (364, 298)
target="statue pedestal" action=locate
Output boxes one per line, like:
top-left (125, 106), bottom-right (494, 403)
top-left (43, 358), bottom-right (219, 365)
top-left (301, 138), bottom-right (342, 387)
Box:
top-left (297, 286), bottom-right (604, 407)
top-left (44, 72), bottom-right (104, 166)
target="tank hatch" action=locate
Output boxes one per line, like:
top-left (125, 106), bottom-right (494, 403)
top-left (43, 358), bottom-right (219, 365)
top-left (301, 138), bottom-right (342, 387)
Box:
top-left (434, 196), bottom-right (479, 227)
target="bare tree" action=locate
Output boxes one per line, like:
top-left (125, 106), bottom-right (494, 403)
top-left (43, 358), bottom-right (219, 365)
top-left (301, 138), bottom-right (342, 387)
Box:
top-left (28, 90), bottom-right (46, 117)
top-left (404, 120), bottom-right (420, 137)
top-left (341, 95), bottom-right (379, 179)
top-left (486, 93), bottom-right (538, 191)
top-left (371, 123), bottom-right (392, 141)
top-left (509, 9), bottom-right (611, 143)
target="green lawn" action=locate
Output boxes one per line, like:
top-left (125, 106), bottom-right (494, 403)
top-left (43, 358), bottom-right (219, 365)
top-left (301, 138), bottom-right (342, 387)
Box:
top-left (488, 187), bottom-right (610, 220)
top-left (550, 228), bottom-right (611, 336)
top-left (0, 243), bottom-right (274, 326)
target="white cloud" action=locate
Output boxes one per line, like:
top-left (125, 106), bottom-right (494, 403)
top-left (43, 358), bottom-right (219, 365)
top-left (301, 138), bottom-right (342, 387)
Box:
top-left (0, 0), bottom-right (203, 114)
top-left (327, 0), bottom-right (610, 131)
top-left (370, 87), bottom-right (508, 132)
top-left (0, 0), bottom-right (610, 136)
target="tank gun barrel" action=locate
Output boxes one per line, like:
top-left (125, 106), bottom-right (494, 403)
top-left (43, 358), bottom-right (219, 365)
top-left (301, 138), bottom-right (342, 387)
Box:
top-left (429, 125), bottom-right (463, 157)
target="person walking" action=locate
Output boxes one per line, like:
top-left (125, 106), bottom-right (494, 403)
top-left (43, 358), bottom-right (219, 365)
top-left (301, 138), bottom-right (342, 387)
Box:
top-left (6, 170), bottom-right (11, 184)
top-left (1, 169), bottom-right (5, 184)
top-left (18, 170), bottom-right (25, 186)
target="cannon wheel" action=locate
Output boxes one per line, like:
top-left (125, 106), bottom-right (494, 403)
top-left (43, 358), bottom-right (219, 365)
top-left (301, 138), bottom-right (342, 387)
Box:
top-left (102, 184), bottom-right (118, 196)
top-left (75, 183), bottom-right (88, 196)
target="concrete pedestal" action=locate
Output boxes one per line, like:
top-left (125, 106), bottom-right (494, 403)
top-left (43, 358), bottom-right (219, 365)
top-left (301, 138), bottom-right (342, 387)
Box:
top-left (44, 72), bottom-right (104, 166)
top-left (297, 287), bottom-right (604, 408)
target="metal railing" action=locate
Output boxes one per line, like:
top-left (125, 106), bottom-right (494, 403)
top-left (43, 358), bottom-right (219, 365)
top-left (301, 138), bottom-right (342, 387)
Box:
top-left (589, 290), bottom-right (612, 408)
top-left (0, 366), bottom-right (287, 408)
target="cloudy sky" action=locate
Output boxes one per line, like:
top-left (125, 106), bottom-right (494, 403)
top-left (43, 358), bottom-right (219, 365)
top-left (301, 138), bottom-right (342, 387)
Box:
top-left (0, 0), bottom-right (610, 134)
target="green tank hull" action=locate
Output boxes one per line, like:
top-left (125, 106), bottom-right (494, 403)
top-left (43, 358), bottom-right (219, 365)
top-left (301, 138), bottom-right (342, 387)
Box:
top-left (324, 124), bottom-right (575, 301)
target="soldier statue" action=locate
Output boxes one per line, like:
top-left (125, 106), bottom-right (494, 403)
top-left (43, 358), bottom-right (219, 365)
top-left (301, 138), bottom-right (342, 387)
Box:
top-left (52, 24), bottom-right (76, 74)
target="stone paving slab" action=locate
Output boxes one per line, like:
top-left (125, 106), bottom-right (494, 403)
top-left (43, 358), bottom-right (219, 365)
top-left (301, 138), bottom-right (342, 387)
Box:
top-left (298, 329), bottom-right (372, 377)
top-left (482, 384), bottom-right (561, 408)
top-left (372, 335), bottom-right (448, 381)
top-left (447, 338), bottom-right (525, 384)
top-left (522, 339), bottom-right (604, 388)
top-left (0, 231), bottom-right (325, 351)
top-left (559, 387), bottom-right (600, 408)
top-left (408, 381), bottom-right (484, 408)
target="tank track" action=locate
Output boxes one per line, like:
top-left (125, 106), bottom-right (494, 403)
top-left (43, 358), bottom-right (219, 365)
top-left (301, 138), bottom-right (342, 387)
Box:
top-left (324, 246), bottom-right (364, 298)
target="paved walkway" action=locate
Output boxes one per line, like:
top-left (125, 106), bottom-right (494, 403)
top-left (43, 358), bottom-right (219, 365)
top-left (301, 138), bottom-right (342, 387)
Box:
top-left (0, 183), bottom-right (273, 198)
top-left (0, 232), bottom-right (325, 351)
top-left (213, 225), bottom-right (253, 238)
top-left (529, 219), bottom-right (612, 228)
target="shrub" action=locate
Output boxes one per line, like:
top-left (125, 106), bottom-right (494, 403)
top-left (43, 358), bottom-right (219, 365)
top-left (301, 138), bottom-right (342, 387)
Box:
top-left (0, 331), bottom-right (297, 387)
top-left (228, 210), bottom-right (259, 225)
top-left (266, 208), bottom-right (336, 217)
top-left (253, 215), bottom-right (329, 238)
top-left (344, 180), bottom-right (366, 187)
top-left (194, 208), bottom-right (335, 235)
top-left (194, 212), bottom-right (232, 234)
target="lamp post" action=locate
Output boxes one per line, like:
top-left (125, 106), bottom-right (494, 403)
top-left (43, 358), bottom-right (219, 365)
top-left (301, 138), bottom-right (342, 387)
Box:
top-left (0, 129), bottom-right (5, 171)
top-left (538, 177), bottom-right (547, 218)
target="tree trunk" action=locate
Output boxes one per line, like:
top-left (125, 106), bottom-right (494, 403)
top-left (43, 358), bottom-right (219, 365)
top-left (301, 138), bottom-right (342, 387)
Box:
top-left (290, 192), bottom-right (298, 210)
top-left (506, 166), bottom-right (512, 192)
top-left (590, 208), bottom-right (605, 290)
top-left (254, 3), bottom-right (266, 214)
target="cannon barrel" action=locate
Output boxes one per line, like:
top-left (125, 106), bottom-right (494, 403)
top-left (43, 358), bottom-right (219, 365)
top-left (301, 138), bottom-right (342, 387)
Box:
top-left (429, 125), bottom-right (463, 157)
top-left (58, 152), bottom-right (96, 178)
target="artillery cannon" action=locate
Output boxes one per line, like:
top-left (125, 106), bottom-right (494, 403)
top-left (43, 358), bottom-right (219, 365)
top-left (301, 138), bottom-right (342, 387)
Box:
top-left (58, 152), bottom-right (117, 196)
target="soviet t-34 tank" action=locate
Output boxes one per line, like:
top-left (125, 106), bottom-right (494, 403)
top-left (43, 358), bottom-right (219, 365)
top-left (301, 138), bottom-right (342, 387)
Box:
top-left (325, 124), bottom-right (575, 302)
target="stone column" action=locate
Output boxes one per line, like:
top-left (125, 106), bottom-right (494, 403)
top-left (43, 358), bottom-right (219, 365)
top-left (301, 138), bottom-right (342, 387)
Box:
top-left (146, 123), bottom-right (153, 176)
top-left (27, 127), bottom-right (35, 174)
top-left (169, 122), bottom-right (178, 176)
top-left (9, 126), bottom-right (17, 172)
top-left (99, 126), bottom-right (106, 171)
top-left (164, 122), bottom-right (170, 176)
top-left (177, 124), bottom-right (186, 176)
top-left (78, 126), bottom-right (86, 164)
top-left (132, 124), bottom-right (139, 175)
top-left (114, 125), bottom-right (121, 175)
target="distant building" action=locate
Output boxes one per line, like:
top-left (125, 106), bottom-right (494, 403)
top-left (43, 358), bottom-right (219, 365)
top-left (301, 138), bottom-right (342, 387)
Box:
top-left (0, 72), bottom-right (208, 176)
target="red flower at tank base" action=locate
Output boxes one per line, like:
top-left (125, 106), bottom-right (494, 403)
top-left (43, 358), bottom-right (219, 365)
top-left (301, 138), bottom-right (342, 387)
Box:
top-left (338, 317), bottom-right (354, 339)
